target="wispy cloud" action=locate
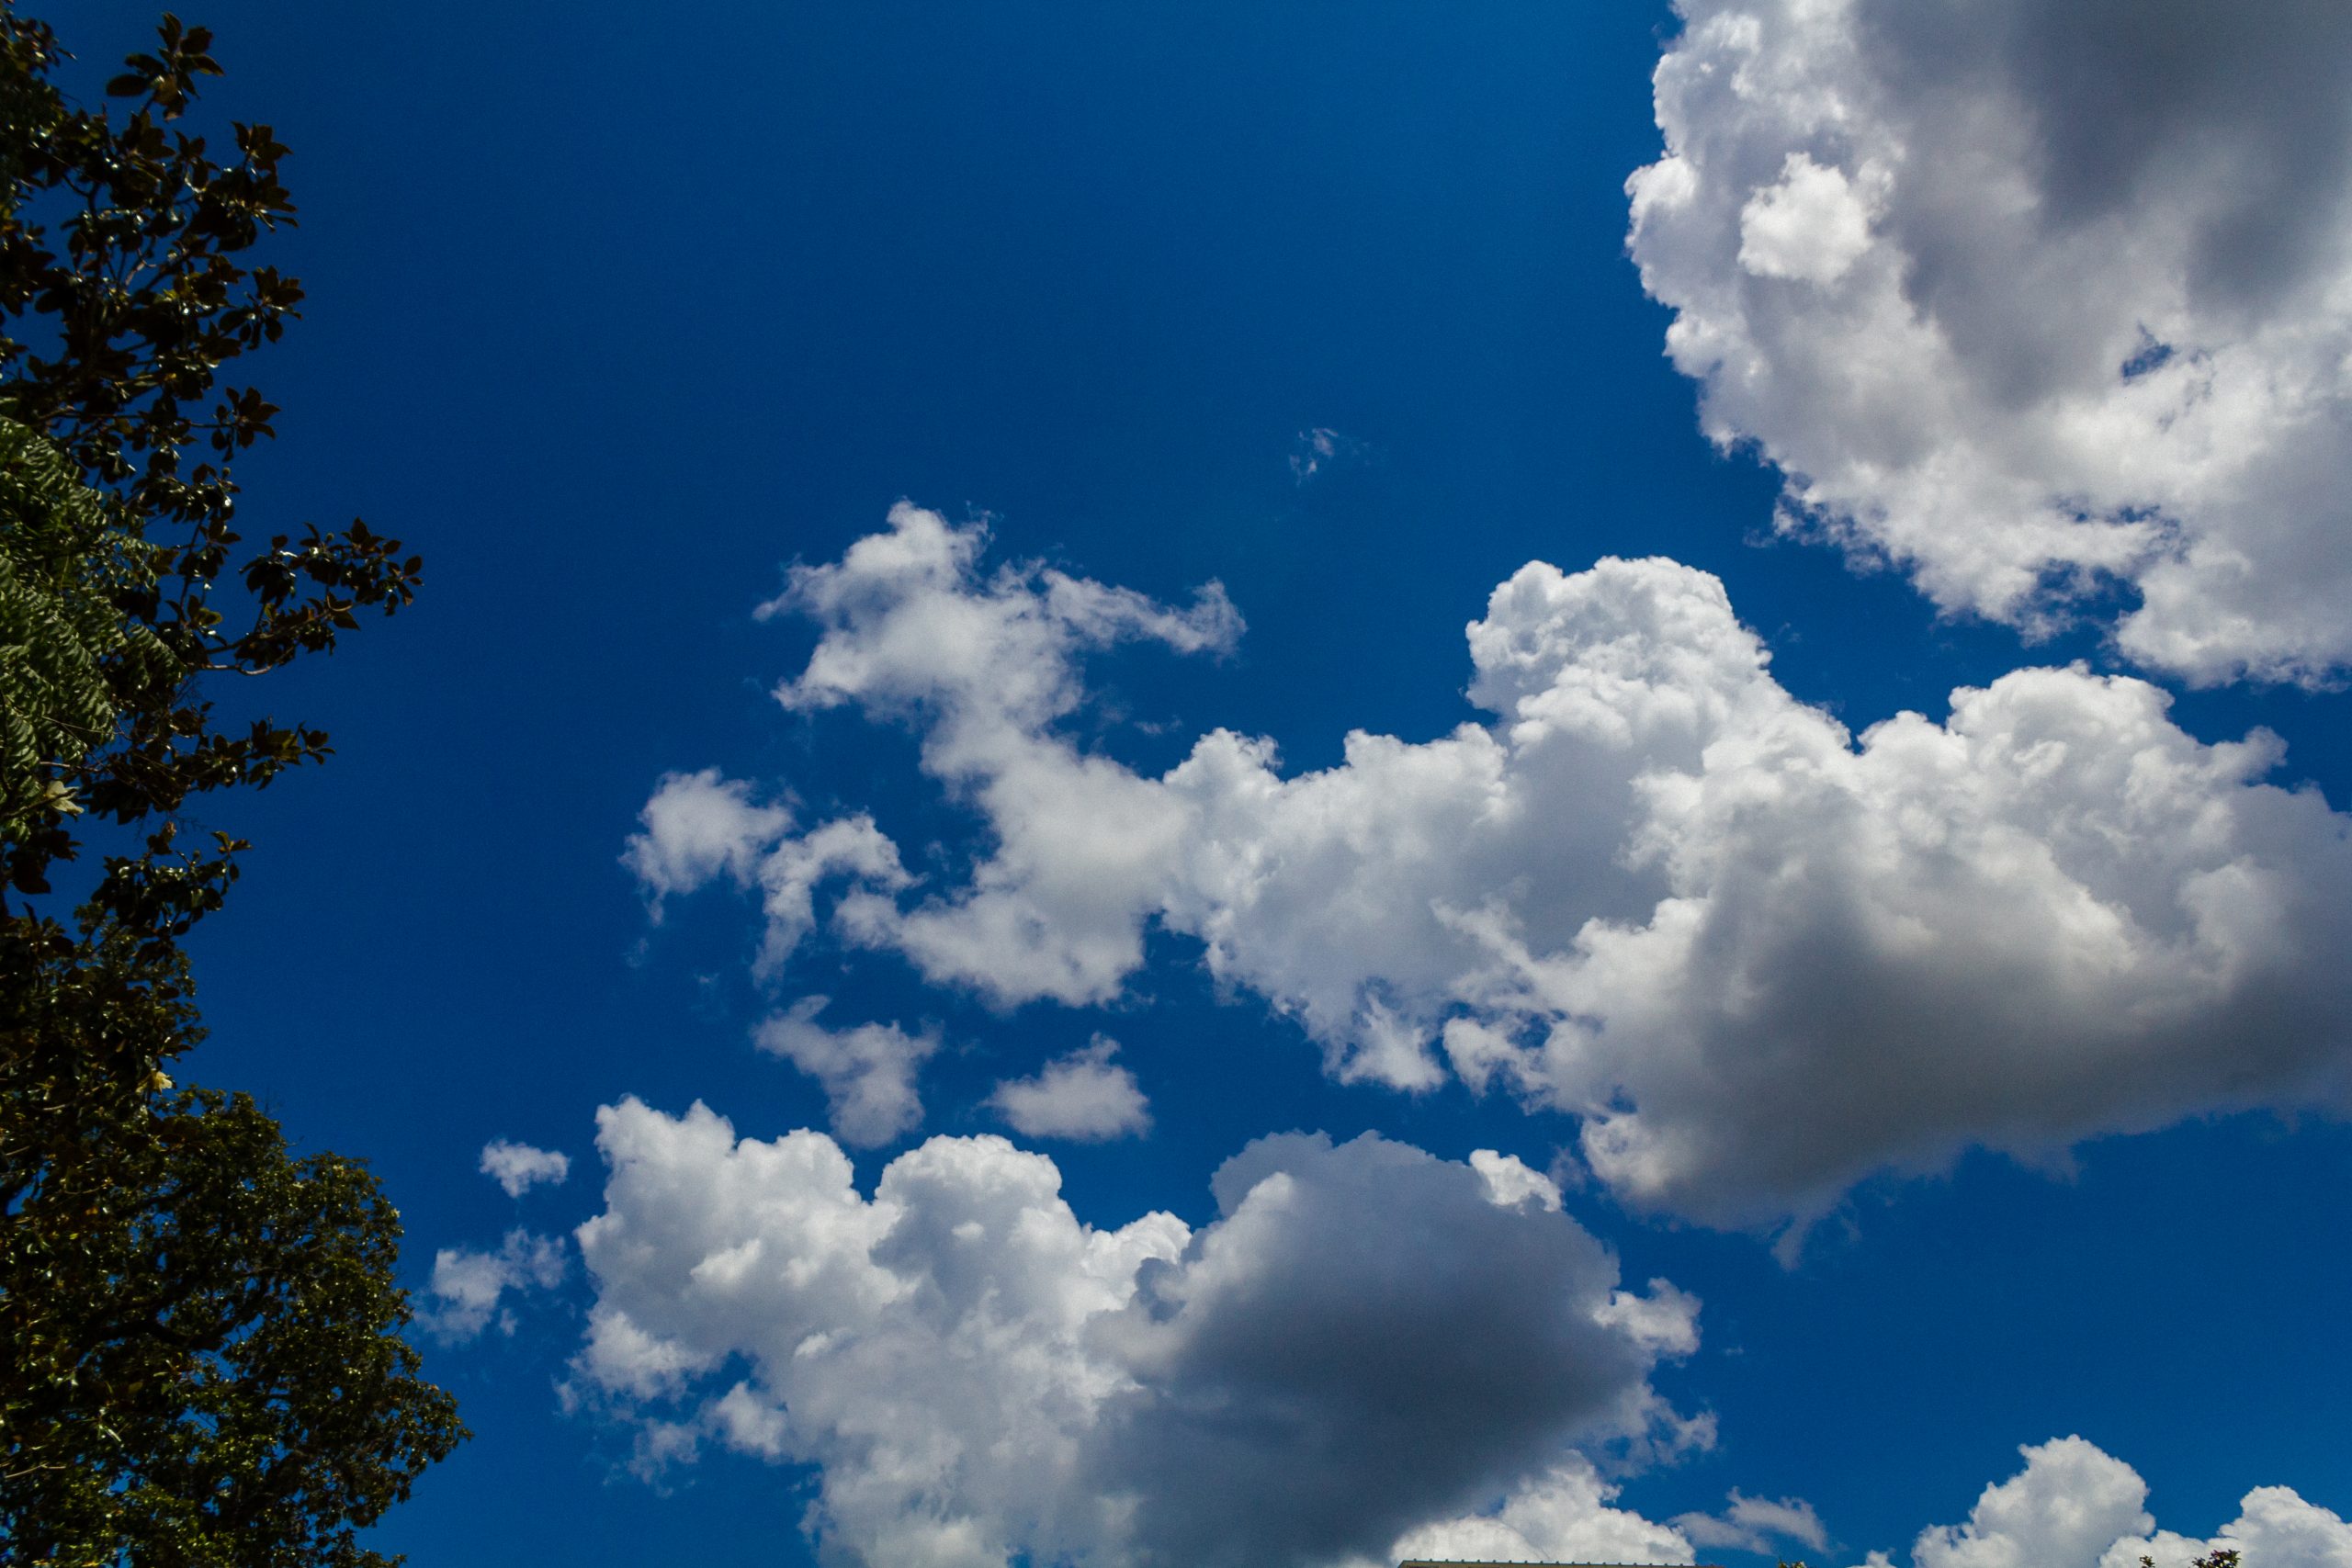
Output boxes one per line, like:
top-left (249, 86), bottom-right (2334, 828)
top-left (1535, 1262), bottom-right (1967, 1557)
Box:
top-left (418, 1229), bottom-right (568, 1344)
top-left (480, 1138), bottom-right (571, 1198)
top-left (754, 998), bottom-right (938, 1148)
top-left (1289, 426), bottom-right (1369, 485)
top-left (1674, 1489), bottom-right (1828, 1556)
top-left (987, 1036), bottom-right (1150, 1141)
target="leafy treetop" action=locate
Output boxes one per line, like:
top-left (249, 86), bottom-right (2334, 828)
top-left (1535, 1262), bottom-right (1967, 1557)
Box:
top-left (0, 3), bottom-right (420, 955)
top-left (1, 9), bottom-right (463, 1562)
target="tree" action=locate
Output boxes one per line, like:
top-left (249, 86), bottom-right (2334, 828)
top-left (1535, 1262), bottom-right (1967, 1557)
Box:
top-left (1774, 1548), bottom-right (2243, 1568)
top-left (0, 6), bottom-right (421, 913)
top-left (1, 8), bottom-right (460, 1561)
top-left (2, 1078), bottom-right (463, 1564)
top-left (0, 415), bottom-right (180, 843)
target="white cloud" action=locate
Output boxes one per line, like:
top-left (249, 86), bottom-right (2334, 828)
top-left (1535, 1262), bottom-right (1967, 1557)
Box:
top-left (1874, 1437), bottom-right (2352, 1568)
top-left (622, 769), bottom-right (792, 915)
top-left (762, 502), bottom-right (1239, 1007)
top-left (649, 512), bottom-right (2352, 1224)
top-left (1913, 1437), bottom-right (2152, 1568)
top-left (1629, 0), bottom-right (2352, 685)
top-left (1739, 152), bottom-right (1875, 284)
top-left (2109, 1487), bottom-right (2352, 1568)
top-left (419, 1228), bottom-right (568, 1343)
top-left (754, 997), bottom-right (939, 1148)
top-left (625, 769), bottom-right (908, 974)
top-left (1677, 1488), bottom-right (1830, 1555)
top-left (569, 1098), bottom-right (1702, 1568)
top-left (480, 1138), bottom-right (571, 1198)
top-left (1469, 1147), bottom-right (1562, 1213)
top-left (1384, 1455), bottom-right (1698, 1567)
top-left (1291, 426), bottom-right (1369, 485)
top-left (987, 1036), bottom-right (1151, 1141)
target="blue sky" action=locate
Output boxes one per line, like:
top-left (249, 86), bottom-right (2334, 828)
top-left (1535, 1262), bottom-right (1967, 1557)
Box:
top-left (46, 2), bottom-right (2352, 1564)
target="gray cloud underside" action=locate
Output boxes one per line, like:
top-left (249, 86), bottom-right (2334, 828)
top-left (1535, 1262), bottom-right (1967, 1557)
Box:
top-left (569, 1100), bottom-right (1701, 1568)
top-left (560, 1101), bottom-right (2349, 1568)
top-left (1630, 0), bottom-right (2352, 685)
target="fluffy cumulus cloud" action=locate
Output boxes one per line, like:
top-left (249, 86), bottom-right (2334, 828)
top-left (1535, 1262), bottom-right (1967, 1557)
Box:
top-left (1879, 1436), bottom-right (2352, 1568)
top-left (480, 1138), bottom-right (571, 1198)
top-left (419, 1228), bottom-right (569, 1343)
top-left (2117, 1491), bottom-right (2352, 1568)
top-left (1628, 0), bottom-right (2352, 685)
top-left (1380, 1455), bottom-right (1697, 1568)
top-left (641, 509), bottom-right (2352, 1224)
top-left (754, 998), bottom-right (940, 1148)
top-left (567, 1098), bottom-right (1703, 1568)
top-left (987, 1036), bottom-right (1151, 1142)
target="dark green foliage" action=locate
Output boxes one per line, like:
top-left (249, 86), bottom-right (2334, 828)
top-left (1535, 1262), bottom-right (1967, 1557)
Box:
top-left (0, 417), bottom-right (181, 839)
top-left (0, 914), bottom-right (466, 1562)
top-left (0, 2), bottom-right (421, 915)
top-left (1, 7), bottom-right (462, 1561)
top-left (0, 1070), bottom-right (464, 1565)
